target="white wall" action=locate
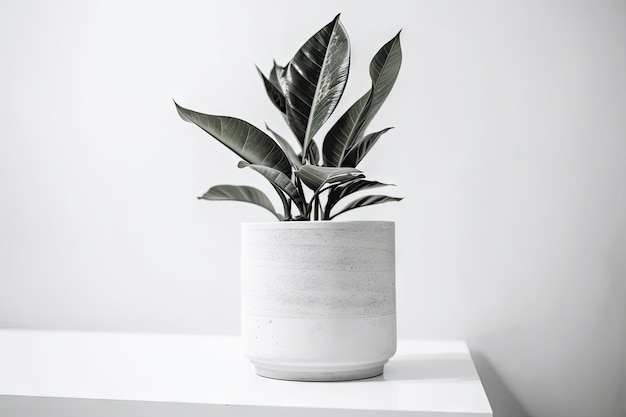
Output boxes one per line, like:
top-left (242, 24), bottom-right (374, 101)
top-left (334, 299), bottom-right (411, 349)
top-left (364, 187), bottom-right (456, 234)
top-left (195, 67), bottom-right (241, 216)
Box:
top-left (1, 0), bottom-right (625, 416)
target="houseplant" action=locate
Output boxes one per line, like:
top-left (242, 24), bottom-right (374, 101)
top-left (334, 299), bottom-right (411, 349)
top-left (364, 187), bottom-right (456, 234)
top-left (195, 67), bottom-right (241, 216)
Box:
top-left (175, 15), bottom-right (402, 381)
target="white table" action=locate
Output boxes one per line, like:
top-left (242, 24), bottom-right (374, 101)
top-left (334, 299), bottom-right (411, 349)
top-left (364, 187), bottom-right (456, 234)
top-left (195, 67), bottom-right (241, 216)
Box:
top-left (0, 329), bottom-right (492, 416)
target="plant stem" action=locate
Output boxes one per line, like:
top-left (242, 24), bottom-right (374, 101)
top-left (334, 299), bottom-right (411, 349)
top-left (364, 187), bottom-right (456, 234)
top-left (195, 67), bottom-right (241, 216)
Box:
top-left (272, 184), bottom-right (291, 220)
top-left (317, 198), bottom-right (323, 221)
top-left (313, 196), bottom-right (319, 220)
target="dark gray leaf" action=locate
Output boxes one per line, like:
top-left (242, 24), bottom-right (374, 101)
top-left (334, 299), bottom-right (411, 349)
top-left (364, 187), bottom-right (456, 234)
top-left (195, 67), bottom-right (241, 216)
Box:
top-left (281, 15), bottom-right (350, 158)
top-left (238, 161), bottom-right (304, 210)
top-left (270, 60), bottom-right (286, 86)
top-left (294, 165), bottom-right (363, 191)
top-left (323, 31), bottom-right (402, 167)
top-left (265, 124), bottom-right (302, 169)
top-left (330, 195), bottom-right (403, 220)
top-left (325, 179), bottom-right (392, 216)
top-left (257, 66), bottom-right (286, 113)
top-left (175, 101), bottom-right (292, 179)
top-left (342, 127), bottom-right (393, 167)
top-left (199, 184), bottom-right (282, 220)
top-left (299, 140), bottom-right (321, 166)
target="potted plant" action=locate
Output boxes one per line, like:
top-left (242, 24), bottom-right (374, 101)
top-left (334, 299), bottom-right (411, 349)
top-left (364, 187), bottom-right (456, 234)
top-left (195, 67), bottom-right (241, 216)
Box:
top-left (175, 14), bottom-right (402, 381)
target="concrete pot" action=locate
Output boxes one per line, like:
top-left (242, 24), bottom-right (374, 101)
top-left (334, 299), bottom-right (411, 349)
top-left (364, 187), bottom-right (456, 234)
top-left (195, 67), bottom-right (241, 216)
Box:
top-left (241, 221), bottom-right (396, 381)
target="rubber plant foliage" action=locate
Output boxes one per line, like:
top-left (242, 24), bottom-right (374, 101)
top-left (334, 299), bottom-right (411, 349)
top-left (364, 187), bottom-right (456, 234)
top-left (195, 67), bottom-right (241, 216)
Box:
top-left (175, 15), bottom-right (403, 221)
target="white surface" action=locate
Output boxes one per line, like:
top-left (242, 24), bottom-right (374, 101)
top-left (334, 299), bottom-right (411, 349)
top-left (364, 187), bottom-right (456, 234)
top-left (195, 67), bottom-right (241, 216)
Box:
top-left (1, 1), bottom-right (625, 416)
top-left (0, 329), bottom-right (492, 416)
top-left (242, 221), bottom-right (396, 381)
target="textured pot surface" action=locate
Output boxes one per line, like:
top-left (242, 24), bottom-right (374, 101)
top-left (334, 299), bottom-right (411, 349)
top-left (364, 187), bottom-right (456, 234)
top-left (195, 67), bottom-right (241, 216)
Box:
top-left (241, 221), bottom-right (396, 381)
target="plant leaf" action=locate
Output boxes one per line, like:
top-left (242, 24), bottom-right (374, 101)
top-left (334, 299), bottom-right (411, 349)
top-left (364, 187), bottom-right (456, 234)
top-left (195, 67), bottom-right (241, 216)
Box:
top-left (271, 183), bottom-right (292, 220)
top-left (199, 184), bottom-right (283, 220)
top-left (265, 124), bottom-right (302, 169)
top-left (323, 31), bottom-right (402, 167)
top-left (322, 93), bottom-right (368, 167)
top-left (342, 127), bottom-right (393, 167)
top-left (366, 31), bottom-right (403, 123)
top-left (266, 62), bottom-right (297, 132)
top-left (325, 178), bottom-right (392, 216)
top-left (270, 60), bottom-right (286, 86)
top-left (294, 165), bottom-right (363, 191)
top-left (281, 14), bottom-right (350, 159)
top-left (238, 161), bottom-right (304, 210)
top-left (299, 140), bottom-right (321, 166)
top-left (257, 66), bottom-right (285, 114)
top-left (330, 195), bottom-right (403, 220)
top-left (175, 101), bottom-right (292, 179)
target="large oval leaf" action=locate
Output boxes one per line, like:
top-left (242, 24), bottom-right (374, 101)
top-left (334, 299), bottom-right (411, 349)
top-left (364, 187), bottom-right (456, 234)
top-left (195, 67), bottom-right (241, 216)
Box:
top-left (322, 93), bottom-right (368, 167)
top-left (330, 194), bottom-right (403, 220)
top-left (342, 127), bottom-right (393, 168)
top-left (175, 101), bottom-right (292, 179)
top-left (238, 161), bottom-right (304, 211)
top-left (300, 140), bottom-right (321, 166)
top-left (325, 178), bottom-right (392, 217)
top-left (367, 31), bottom-right (403, 122)
top-left (270, 60), bottom-right (286, 86)
top-left (265, 124), bottom-right (302, 169)
top-left (257, 66), bottom-right (285, 114)
top-left (323, 31), bottom-right (402, 167)
top-left (294, 165), bottom-right (363, 191)
top-left (199, 184), bottom-right (283, 220)
top-left (281, 15), bottom-right (350, 159)
top-left (265, 61), bottom-right (293, 128)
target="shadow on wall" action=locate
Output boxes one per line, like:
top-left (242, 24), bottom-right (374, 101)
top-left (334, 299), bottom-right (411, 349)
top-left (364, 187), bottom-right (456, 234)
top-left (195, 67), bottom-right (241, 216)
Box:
top-left (472, 351), bottom-right (530, 417)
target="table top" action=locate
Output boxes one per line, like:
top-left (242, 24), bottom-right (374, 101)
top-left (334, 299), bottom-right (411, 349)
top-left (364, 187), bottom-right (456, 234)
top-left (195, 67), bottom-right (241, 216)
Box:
top-left (0, 329), bottom-right (492, 416)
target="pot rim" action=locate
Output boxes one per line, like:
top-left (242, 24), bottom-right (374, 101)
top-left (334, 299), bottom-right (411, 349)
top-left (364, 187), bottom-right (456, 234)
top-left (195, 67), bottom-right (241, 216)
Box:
top-left (241, 220), bottom-right (395, 230)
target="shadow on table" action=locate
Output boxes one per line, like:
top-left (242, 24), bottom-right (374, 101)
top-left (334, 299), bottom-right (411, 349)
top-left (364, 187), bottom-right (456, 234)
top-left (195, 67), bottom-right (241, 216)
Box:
top-left (360, 350), bottom-right (531, 416)
top-left (379, 354), bottom-right (480, 382)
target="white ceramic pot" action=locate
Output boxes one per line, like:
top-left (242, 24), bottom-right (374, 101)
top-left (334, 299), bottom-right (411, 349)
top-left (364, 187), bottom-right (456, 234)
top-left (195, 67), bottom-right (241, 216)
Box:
top-left (241, 221), bottom-right (396, 381)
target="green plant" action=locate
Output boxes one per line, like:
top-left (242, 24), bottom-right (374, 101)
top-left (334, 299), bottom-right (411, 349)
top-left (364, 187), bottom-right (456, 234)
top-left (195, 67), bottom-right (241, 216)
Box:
top-left (175, 15), bottom-right (403, 221)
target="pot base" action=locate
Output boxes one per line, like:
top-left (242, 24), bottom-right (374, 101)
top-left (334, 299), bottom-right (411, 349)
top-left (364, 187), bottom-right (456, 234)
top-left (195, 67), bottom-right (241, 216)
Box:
top-left (253, 362), bottom-right (386, 382)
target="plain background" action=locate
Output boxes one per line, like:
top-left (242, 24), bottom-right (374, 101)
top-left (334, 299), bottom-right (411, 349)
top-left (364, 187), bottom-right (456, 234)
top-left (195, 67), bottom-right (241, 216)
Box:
top-left (1, 0), bottom-right (625, 416)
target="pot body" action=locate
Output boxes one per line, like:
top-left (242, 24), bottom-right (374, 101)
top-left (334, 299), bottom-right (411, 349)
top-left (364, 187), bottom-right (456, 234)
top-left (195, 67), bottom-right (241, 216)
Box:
top-left (241, 221), bottom-right (396, 381)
